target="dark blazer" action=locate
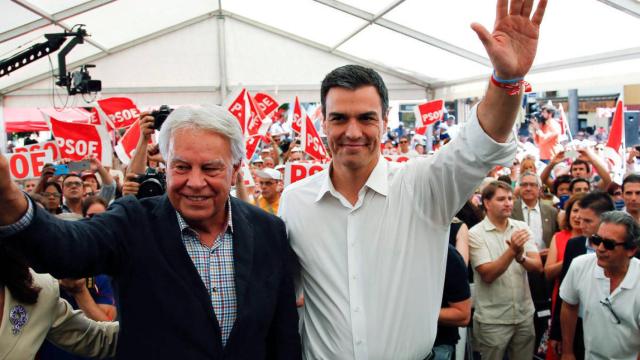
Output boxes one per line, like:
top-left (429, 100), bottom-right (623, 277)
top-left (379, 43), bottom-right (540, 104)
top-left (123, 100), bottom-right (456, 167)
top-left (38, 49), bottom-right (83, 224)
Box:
top-left (8, 195), bottom-right (301, 360)
top-left (511, 198), bottom-right (559, 248)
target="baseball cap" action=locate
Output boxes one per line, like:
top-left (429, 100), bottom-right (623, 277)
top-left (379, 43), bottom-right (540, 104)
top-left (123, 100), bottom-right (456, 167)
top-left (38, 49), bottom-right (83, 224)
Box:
top-left (251, 157), bottom-right (264, 164)
top-left (256, 168), bottom-right (282, 181)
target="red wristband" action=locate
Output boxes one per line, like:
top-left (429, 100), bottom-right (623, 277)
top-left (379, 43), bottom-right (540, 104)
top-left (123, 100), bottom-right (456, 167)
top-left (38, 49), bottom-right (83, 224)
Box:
top-left (490, 73), bottom-right (532, 96)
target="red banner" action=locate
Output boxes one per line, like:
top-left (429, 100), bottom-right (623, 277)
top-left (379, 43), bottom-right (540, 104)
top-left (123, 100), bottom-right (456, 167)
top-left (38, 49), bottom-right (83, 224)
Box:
top-left (291, 96), bottom-right (304, 134)
top-left (13, 140), bottom-right (61, 161)
top-left (245, 134), bottom-right (262, 161)
top-left (284, 162), bottom-right (328, 187)
top-left (245, 92), bottom-right (267, 137)
top-left (92, 97), bottom-right (141, 130)
top-left (45, 113), bottom-right (112, 164)
top-left (114, 120), bottom-right (142, 165)
top-left (7, 150), bottom-right (54, 180)
top-left (253, 93), bottom-right (279, 118)
top-left (414, 99), bottom-right (444, 135)
top-left (301, 114), bottom-right (328, 161)
top-left (228, 89), bottom-right (250, 133)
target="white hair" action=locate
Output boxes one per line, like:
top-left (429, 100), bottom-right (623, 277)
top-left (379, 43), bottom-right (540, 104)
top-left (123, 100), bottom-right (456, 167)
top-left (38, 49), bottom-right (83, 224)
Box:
top-left (158, 105), bottom-right (245, 165)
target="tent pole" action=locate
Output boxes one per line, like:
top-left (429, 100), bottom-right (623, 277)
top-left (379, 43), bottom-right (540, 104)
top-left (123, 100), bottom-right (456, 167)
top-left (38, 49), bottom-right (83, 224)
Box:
top-left (217, 11), bottom-right (228, 104)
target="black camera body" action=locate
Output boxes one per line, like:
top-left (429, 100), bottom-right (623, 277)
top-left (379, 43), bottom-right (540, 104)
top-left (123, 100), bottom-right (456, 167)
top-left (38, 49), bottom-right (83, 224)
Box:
top-left (150, 105), bottom-right (173, 130)
top-left (134, 168), bottom-right (166, 199)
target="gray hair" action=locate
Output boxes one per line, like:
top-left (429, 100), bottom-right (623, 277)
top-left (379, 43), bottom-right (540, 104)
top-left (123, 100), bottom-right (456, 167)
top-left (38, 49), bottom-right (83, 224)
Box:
top-left (600, 211), bottom-right (640, 248)
top-left (519, 171), bottom-right (541, 187)
top-left (158, 105), bottom-right (245, 165)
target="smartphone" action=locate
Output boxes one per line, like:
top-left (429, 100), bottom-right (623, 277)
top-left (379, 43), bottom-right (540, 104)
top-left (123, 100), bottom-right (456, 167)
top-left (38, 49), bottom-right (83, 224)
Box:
top-left (565, 149), bottom-right (579, 160)
top-left (53, 164), bottom-right (69, 176)
top-left (68, 160), bottom-right (91, 173)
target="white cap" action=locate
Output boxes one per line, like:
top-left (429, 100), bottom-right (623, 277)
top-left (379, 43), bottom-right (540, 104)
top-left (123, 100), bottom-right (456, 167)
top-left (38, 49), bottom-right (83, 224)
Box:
top-left (256, 168), bottom-right (282, 181)
top-left (251, 157), bottom-right (264, 164)
top-left (291, 146), bottom-right (303, 153)
top-left (275, 164), bottom-right (285, 171)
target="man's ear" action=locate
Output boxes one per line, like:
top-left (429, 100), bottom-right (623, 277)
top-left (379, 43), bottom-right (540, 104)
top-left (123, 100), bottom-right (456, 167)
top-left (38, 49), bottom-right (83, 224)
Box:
top-left (231, 163), bottom-right (242, 186)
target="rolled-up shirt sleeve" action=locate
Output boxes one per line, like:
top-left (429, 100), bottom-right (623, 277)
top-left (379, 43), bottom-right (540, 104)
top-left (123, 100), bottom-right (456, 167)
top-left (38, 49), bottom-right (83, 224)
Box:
top-left (0, 194), bottom-right (34, 238)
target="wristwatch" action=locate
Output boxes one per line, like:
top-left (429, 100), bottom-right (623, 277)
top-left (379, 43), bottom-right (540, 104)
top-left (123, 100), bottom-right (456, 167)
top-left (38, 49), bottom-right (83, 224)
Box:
top-left (516, 255), bottom-right (526, 264)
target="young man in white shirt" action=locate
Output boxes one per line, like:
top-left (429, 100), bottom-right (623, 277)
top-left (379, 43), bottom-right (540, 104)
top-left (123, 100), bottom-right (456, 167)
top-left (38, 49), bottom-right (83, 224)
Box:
top-left (560, 211), bottom-right (640, 360)
top-left (278, 0), bottom-right (549, 358)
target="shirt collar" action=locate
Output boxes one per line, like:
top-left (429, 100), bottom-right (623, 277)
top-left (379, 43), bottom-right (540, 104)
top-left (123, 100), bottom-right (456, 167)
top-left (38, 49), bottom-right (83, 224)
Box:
top-left (595, 257), bottom-right (640, 289)
top-left (315, 156), bottom-right (389, 202)
top-left (522, 199), bottom-right (540, 212)
top-left (481, 216), bottom-right (514, 232)
top-left (176, 197), bottom-right (234, 234)
top-left (620, 259), bottom-right (639, 289)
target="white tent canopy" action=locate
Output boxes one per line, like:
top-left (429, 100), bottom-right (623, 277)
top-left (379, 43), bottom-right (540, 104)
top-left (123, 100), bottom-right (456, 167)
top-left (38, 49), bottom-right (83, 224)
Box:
top-left (1, 0), bottom-right (640, 109)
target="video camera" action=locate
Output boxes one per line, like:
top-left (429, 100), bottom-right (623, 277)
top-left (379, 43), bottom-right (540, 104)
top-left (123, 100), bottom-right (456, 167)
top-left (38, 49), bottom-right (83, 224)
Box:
top-left (134, 168), bottom-right (166, 199)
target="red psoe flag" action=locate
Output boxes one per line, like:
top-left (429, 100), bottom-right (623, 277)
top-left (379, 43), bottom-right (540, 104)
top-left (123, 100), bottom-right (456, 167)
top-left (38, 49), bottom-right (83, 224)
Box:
top-left (92, 97), bottom-right (141, 130)
top-left (44, 113), bottom-right (112, 164)
top-left (114, 120), bottom-right (142, 165)
top-left (228, 88), bottom-right (250, 133)
top-left (253, 93), bottom-right (279, 118)
top-left (414, 99), bottom-right (444, 135)
top-left (301, 114), bottom-right (328, 161)
top-left (291, 96), bottom-right (304, 134)
top-left (603, 100), bottom-right (625, 181)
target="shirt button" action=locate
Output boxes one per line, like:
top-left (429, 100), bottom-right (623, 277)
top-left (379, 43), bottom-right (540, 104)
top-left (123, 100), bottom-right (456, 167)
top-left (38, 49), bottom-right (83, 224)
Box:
top-left (356, 340), bottom-right (363, 345)
top-left (352, 275), bottom-right (357, 280)
top-left (354, 307), bottom-right (360, 312)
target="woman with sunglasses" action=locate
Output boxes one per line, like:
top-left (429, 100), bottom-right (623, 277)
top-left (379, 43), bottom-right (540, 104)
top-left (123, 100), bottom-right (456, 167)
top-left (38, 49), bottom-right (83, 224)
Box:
top-left (40, 181), bottom-right (63, 215)
top-left (0, 242), bottom-right (118, 359)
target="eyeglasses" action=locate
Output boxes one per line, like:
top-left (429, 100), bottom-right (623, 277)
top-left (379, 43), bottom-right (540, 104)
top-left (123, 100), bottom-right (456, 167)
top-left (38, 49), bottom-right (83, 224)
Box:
top-left (591, 234), bottom-right (627, 251)
top-left (599, 297), bottom-right (621, 324)
top-left (63, 181), bottom-right (83, 188)
top-left (520, 182), bottom-right (539, 188)
top-left (41, 192), bottom-right (61, 198)
top-left (399, 141), bottom-right (408, 144)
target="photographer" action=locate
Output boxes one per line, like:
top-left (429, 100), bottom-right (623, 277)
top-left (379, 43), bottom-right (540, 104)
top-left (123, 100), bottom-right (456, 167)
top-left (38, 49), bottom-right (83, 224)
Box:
top-left (531, 104), bottom-right (561, 163)
top-left (123, 111), bottom-right (167, 199)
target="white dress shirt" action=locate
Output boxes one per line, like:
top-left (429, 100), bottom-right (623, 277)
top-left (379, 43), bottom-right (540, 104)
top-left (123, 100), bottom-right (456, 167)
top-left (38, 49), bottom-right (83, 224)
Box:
top-left (279, 107), bottom-right (516, 360)
top-left (560, 254), bottom-right (640, 360)
top-left (522, 200), bottom-right (545, 250)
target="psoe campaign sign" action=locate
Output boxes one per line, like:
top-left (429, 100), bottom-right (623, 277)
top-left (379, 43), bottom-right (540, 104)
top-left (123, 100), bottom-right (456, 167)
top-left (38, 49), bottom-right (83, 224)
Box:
top-left (13, 140), bottom-right (61, 161)
top-left (7, 149), bottom-right (54, 180)
top-left (284, 162), bottom-right (328, 187)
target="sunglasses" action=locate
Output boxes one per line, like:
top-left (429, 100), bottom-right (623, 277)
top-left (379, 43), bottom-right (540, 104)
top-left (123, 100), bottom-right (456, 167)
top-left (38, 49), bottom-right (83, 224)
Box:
top-left (400, 141), bottom-right (408, 144)
top-left (591, 234), bottom-right (627, 251)
top-left (41, 192), bottom-right (61, 198)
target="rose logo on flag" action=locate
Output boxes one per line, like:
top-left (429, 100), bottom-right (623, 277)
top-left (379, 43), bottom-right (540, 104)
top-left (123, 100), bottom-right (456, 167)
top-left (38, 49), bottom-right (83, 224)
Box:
top-left (9, 305), bottom-right (28, 335)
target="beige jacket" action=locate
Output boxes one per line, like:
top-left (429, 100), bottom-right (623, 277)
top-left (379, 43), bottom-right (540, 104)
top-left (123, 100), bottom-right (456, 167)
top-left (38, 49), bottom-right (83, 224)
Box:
top-left (0, 271), bottom-right (118, 360)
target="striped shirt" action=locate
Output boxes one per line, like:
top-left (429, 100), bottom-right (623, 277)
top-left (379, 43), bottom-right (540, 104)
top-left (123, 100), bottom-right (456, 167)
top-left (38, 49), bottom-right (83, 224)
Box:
top-left (176, 202), bottom-right (237, 347)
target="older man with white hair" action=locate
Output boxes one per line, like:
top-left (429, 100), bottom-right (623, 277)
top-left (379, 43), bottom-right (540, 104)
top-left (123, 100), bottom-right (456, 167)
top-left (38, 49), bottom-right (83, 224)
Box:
top-left (0, 105), bottom-right (301, 359)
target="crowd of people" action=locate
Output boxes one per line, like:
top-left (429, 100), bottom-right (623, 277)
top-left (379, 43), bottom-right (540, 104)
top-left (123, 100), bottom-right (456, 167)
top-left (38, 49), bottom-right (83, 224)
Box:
top-left (1, 0), bottom-right (639, 359)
